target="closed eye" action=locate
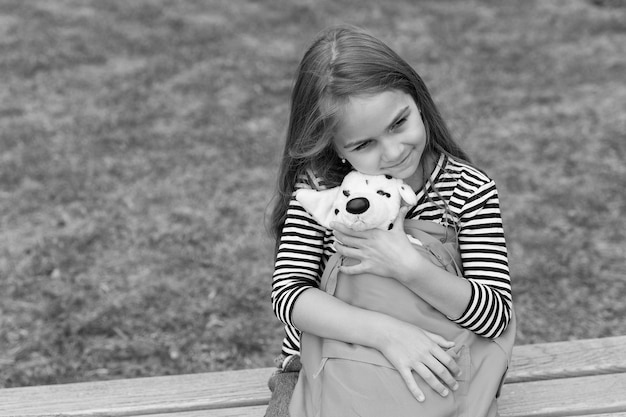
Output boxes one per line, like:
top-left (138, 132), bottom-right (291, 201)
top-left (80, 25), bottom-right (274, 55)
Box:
top-left (390, 107), bottom-right (411, 132)
top-left (391, 116), bottom-right (407, 131)
top-left (353, 139), bottom-right (373, 151)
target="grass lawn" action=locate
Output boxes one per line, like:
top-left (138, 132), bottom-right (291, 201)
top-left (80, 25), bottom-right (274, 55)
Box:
top-left (1, 0), bottom-right (625, 387)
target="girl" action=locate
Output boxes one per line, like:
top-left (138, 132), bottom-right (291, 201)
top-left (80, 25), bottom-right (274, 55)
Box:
top-left (266, 25), bottom-right (515, 417)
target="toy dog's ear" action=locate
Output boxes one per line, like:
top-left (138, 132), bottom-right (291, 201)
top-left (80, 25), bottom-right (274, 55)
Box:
top-left (295, 188), bottom-right (341, 229)
top-left (397, 181), bottom-right (418, 206)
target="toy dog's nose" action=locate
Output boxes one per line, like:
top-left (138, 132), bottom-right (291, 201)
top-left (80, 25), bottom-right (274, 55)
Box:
top-left (346, 197), bottom-right (370, 215)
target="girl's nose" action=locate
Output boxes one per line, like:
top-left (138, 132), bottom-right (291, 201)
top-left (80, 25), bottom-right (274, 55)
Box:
top-left (382, 140), bottom-right (404, 162)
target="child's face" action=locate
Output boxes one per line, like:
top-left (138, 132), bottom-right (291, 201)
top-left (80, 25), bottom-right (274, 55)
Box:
top-left (333, 89), bottom-right (426, 182)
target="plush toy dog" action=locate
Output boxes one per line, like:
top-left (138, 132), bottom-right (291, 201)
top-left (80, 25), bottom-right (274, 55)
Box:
top-left (295, 171), bottom-right (418, 232)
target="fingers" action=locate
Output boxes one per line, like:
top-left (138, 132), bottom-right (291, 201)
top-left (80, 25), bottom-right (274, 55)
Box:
top-left (424, 353), bottom-right (460, 392)
top-left (398, 368), bottom-right (425, 402)
top-left (413, 362), bottom-right (452, 398)
top-left (432, 347), bottom-right (462, 378)
top-left (338, 262), bottom-right (367, 275)
top-left (399, 359), bottom-right (459, 403)
top-left (422, 331), bottom-right (462, 376)
top-left (393, 206), bottom-right (409, 229)
top-left (422, 330), bottom-right (455, 349)
top-left (331, 227), bottom-right (364, 250)
top-left (333, 241), bottom-right (359, 259)
top-left (391, 344), bottom-right (461, 402)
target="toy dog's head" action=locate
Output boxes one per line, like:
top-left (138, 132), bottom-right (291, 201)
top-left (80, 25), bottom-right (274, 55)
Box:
top-left (295, 171), bottom-right (418, 231)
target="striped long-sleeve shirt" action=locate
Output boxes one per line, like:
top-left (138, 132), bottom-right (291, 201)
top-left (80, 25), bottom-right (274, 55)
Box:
top-left (271, 153), bottom-right (513, 356)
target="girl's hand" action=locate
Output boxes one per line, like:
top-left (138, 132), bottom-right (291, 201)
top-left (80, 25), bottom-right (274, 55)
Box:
top-left (331, 207), bottom-right (422, 280)
top-left (377, 319), bottom-right (461, 402)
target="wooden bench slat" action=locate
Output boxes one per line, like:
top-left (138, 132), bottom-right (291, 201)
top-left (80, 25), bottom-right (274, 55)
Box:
top-left (555, 414), bottom-right (626, 417)
top-left (0, 368), bottom-right (272, 417)
top-left (141, 405), bottom-right (267, 417)
top-left (161, 410), bottom-right (626, 417)
top-left (499, 373), bottom-right (626, 417)
top-left (1, 335), bottom-right (625, 417)
top-left (3, 372), bottom-right (625, 417)
top-left (134, 373), bottom-right (626, 417)
top-left (145, 410), bottom-right (626, 417)
top-left (68, 408), bottom-right (626, 417)
top-left (508, 335), bottom-right (626, 383)
top-left (140, 371), bottom-right (626, 417)
top-left (149, 373), bottom-right (626, 417)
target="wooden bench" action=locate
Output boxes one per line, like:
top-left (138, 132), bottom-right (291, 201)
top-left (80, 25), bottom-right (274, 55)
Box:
top-left (1, 335), bottom-right (625, 416)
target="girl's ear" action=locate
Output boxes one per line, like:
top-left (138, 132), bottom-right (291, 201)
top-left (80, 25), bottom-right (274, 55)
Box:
top-left (295, 188), bottom-right (342, 228)
top-left (397, 181), bottom-right (418, 206)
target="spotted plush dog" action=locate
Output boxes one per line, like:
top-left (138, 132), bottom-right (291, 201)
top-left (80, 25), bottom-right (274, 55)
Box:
top-left (295, 171), bottom-right (418, 232)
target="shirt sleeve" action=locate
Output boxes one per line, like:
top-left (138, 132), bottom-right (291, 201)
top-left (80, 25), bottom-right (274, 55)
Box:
top-left (271, 195), bottom-right (329, 329)
top-left (452, 178), bottom-right (513, 339)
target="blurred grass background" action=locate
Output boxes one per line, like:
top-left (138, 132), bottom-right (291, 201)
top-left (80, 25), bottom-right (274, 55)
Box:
top-left (1, 0), bottom-right (625, 388)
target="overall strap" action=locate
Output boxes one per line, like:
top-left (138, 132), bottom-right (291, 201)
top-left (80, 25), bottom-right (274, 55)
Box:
top-left (403, 219), bottom-right (463, 277)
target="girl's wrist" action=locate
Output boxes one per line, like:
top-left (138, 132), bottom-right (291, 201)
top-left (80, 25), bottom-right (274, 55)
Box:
top-left (369, 314), bottom-right (403, 351)
top-left (396, 245), bottom-right (427, 285)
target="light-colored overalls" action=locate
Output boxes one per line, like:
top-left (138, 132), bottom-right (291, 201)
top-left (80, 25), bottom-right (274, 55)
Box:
top-left (290, 219), bottom-right (516, 417)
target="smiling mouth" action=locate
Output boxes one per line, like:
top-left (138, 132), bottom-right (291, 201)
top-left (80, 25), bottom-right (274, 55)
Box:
top-left (387, 152), bottom-right (411, 169)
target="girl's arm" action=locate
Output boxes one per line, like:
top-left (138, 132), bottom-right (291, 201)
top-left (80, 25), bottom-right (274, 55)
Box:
top-left (452, 180), bottom-right (512, 338)
top-left (333, 180), bottom-right (512, 339)
top-left (291, 286), bottom-right (462, 402)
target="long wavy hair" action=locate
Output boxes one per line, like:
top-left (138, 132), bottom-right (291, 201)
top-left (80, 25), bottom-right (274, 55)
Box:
top-left (268, 25), bottom-right (471, 252)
